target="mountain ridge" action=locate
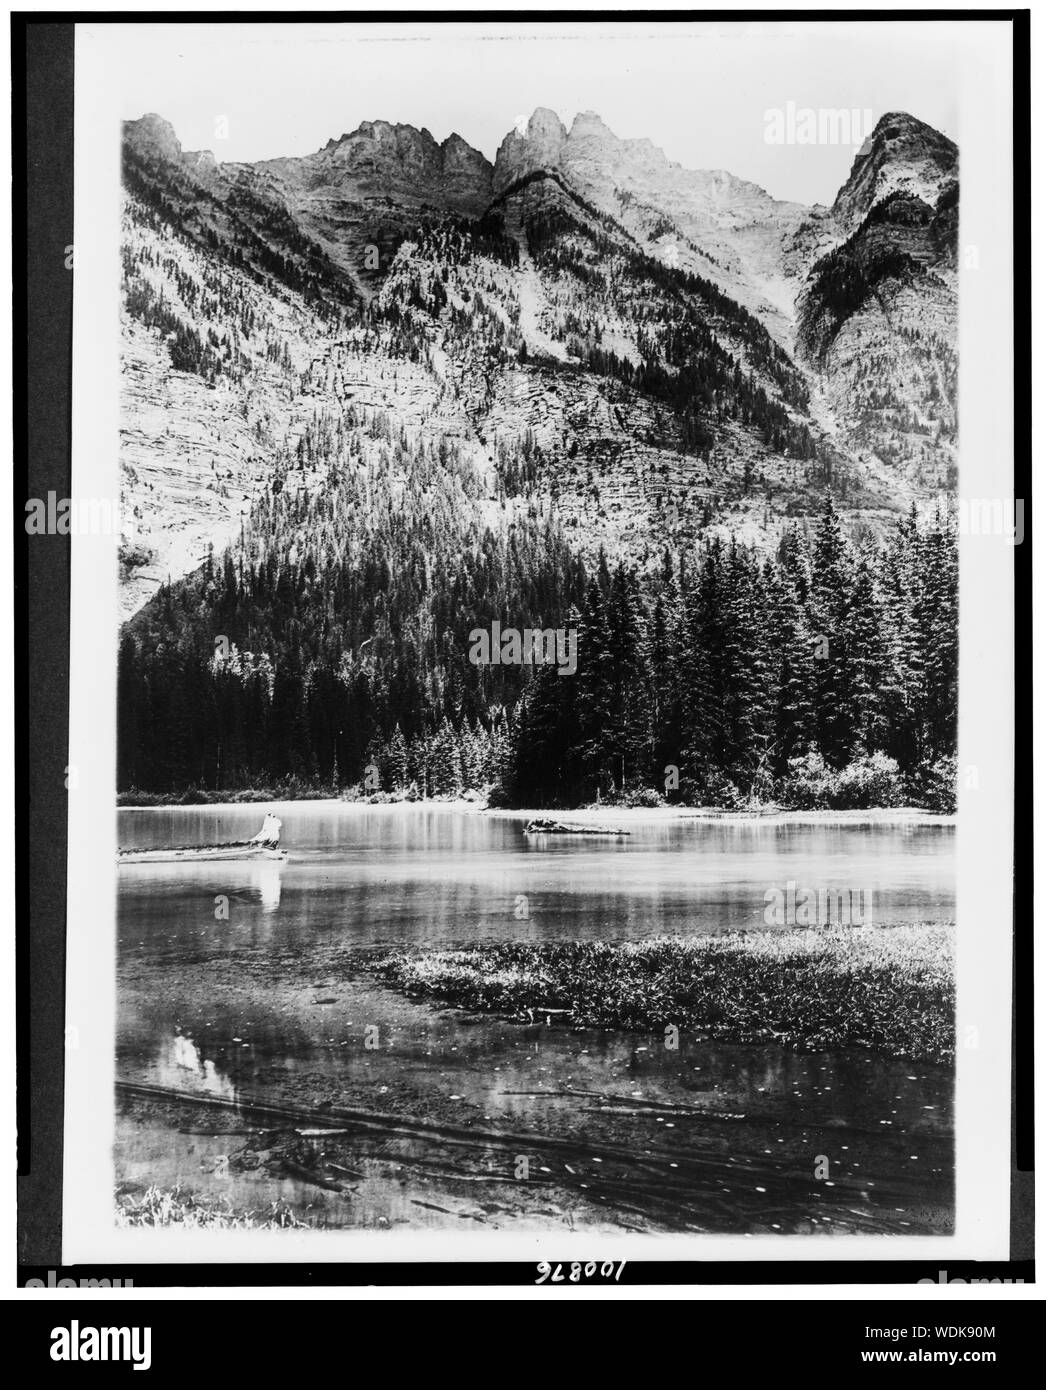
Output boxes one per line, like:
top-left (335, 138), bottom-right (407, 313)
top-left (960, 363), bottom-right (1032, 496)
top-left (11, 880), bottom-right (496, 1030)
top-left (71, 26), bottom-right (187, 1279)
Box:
top-left (118, 104), bottom-right (958, 619)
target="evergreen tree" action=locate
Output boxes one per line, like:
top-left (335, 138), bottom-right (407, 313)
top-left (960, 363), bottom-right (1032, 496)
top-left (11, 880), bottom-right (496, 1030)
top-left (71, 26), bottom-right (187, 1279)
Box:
top-left (386, 724), bottom-right (409, 792)
top-left (809, 494), bottom-right (854, 765)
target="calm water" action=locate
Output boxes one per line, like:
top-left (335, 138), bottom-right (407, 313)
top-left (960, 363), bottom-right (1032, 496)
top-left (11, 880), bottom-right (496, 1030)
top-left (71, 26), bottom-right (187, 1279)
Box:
top-left (117, 804), bottom-right (954, 951)
top-left (116, 805), bottom-right (955, 1232)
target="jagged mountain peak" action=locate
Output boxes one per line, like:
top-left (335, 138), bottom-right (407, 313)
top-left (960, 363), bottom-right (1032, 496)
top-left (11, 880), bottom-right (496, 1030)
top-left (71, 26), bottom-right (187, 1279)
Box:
top-left (493, 106), bottom-right (800, 234)
top-left (494, 107), bottom-right (568, 191)
top-left (269, 116), bottom-right (494, 217)
top-left (567, 111), bottom-right (674, 174)
top-left (117, 100), bottom-right (958, 623)
top-left (495, 106), bottom-right (676, 193)
top-left (123, 115), bottom-right (221, 178)
top-left (319, 117), bottom-right (489, 167)
top-left (325, 118), bottom-right (434, 153)
top-left (867, 109), bottom-right (952, 140)
top-left (527, 106), bottom-right (568, 139)
top-left (833, 109), bottom-right (957, 230)
top-left (124, 112), bottom-right (183, 161)
top-left (570, 109), bottom-right (610, 135)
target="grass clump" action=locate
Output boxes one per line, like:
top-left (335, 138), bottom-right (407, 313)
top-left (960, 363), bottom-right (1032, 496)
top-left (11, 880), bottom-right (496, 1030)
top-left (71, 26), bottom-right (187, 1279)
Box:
top-left (115, 1184), bottom-right (308, 1229)
top-left (367, 924), bottom-right (954, 1063)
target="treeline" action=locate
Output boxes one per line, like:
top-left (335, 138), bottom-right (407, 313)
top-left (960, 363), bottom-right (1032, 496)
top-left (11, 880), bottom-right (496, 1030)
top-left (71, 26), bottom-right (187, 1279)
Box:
top-left (118, 407), bottom-right (957, 810)
top-left (117, 422), bottom-right (586, 794)
top-left (505, 496), bottom-right (956, 808)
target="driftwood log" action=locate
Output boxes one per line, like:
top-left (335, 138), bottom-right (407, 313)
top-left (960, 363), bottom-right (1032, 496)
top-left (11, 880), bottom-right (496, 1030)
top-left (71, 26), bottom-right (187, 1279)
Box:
top-left (524, 818), bottom-right (630, 836)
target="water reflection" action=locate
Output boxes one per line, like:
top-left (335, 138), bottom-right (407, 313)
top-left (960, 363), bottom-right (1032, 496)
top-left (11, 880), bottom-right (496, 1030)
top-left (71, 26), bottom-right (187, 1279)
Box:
top-left (256, 862), bottom-right (282, 913)
top-left (118, 805), bottom-right (954, 955)
top-left (118, 987), bottom-right (953, 1235)
top-left (118, 858), bottom-right (284, 950)
top-left (116, 807), bottom-right (955, 1233)
top-left (157, 1030), bottom-right (236, 1099)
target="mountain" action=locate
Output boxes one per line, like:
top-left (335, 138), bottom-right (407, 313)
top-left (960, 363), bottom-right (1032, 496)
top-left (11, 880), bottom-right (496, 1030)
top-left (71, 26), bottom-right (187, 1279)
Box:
top-left (830, 111), bottom-right (958, 231)
top-left (247, 119), bottom-right (495, 296)
top-left (796, 113), bottom-right (958, 481)
top-left (118, 106), bottom-right (958, 619)
top-left (116, 105), bottom-right (959, 803)
top-left (493, 107), bottom-right (815, 335)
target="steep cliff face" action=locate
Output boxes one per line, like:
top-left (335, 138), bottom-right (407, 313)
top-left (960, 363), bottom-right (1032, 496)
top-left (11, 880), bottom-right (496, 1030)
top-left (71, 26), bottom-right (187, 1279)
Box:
top-left (796, 113), bottom-right (958, 486)
top-left (831, 111), bottom-right (958, 232)
top-left (124, 112), bottom-right (185, 163)
top-left (238, 119), bottom-right (495, 298)
top-left (118, 106), bottom-right (959, 618)
top-left (273, 118), bottom-right (494, 216)
top-left (492, 108), bottom-right (816, 342)
top-left (493, 107), bottom-right (570, 191)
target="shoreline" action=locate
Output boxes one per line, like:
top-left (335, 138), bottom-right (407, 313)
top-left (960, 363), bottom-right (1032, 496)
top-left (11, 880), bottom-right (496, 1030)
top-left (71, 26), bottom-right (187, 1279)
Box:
top-left (486, 805), bottom-right (956, 827)
top-left (118, 797), bottom-right (955, 826)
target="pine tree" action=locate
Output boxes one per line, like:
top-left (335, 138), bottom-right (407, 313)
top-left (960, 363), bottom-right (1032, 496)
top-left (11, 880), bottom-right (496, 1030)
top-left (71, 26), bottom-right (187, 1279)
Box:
top-left (575, 582), bottom-right (617, 796)
top-left (680, 537), bottom-right (732, 790)
top-left (386, 724), bottom-right (409, 792)
top-left (763, 558), bottom-right (815, 774)
top-left (809, 494), bottom-right (854, 765)
top-left (604, 564), bottom-right (652, 790)
top-left (429, 718), bottom-right (463, 797)
top-left (845, 560), bottom-right (890, 755)
top-left (914, 510), bottom-right (958, 760)
top-left (458, 720), bottom-right (484, 791)
top-left (721, 542), bottom-right (773, 794)
top-left (407, 734), bottom-right (429, 798)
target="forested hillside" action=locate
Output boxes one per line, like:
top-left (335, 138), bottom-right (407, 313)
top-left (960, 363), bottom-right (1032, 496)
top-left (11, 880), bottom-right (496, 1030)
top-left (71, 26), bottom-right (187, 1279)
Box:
top-left (117, 107), bottom-right (959, 809)
top-left (119, 468), bottom-right (956, 809)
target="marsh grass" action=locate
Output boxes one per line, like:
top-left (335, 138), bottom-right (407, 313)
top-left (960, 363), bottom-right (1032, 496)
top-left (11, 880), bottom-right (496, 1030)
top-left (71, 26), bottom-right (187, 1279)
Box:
top-left (115, 1184), bottom-right (308, 1229)
top-left (367, 924), bottom-right (954, 1063)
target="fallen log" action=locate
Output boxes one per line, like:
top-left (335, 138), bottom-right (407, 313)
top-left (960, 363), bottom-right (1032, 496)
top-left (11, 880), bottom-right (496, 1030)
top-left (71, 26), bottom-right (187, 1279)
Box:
top-left (524, 818), bottom-right (631, 836)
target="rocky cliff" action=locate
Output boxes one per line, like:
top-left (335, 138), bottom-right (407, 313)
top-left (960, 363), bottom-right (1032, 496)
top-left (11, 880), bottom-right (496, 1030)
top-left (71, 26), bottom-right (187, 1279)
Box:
top-left (118, 106), bottom-right (958, 618)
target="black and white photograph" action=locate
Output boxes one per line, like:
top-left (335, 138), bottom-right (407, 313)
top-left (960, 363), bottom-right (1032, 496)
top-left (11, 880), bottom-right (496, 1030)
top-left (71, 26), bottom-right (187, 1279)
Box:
top-left (19, 10), bottom-right (1029, 1301)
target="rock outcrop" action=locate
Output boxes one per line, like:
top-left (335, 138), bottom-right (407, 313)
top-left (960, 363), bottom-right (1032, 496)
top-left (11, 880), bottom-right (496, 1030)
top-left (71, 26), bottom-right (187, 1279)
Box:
top-left (118, 105), bottom-right (960, 618)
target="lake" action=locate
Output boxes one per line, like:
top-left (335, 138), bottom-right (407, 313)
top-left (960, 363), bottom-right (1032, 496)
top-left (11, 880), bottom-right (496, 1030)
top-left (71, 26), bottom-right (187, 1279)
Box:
top-left (117, 803), bottom-right (954, 949)
top-left (116, 804), bottom-right (955, 1234)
